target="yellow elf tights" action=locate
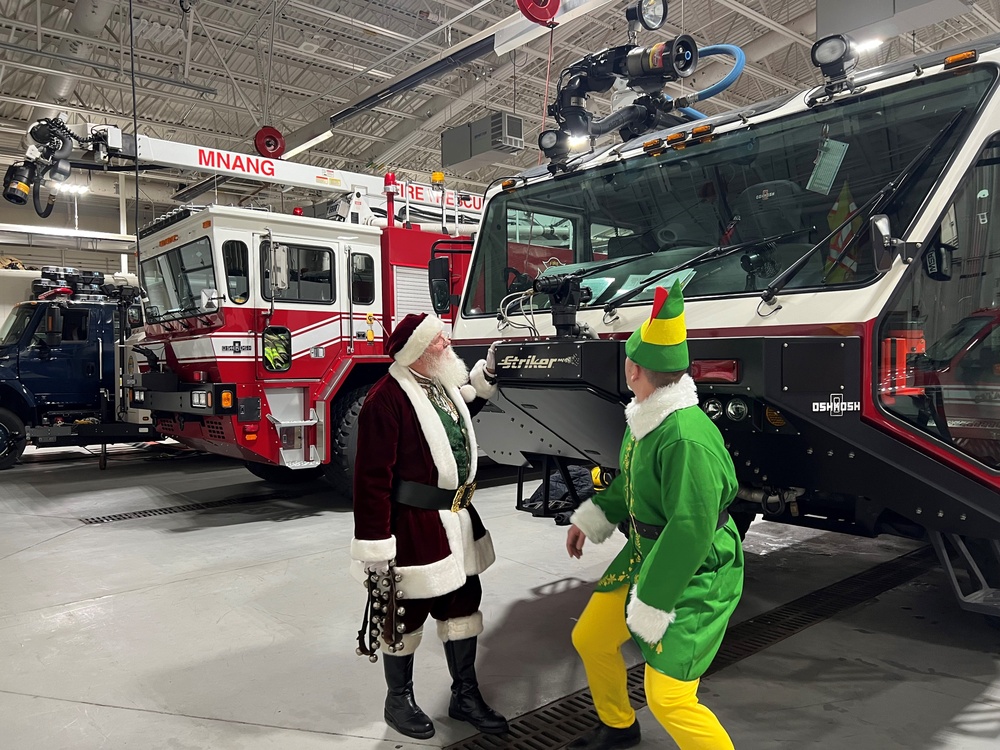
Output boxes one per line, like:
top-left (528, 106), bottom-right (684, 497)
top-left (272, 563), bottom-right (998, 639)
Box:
top-left (572, 587), bottom-right (735, 749)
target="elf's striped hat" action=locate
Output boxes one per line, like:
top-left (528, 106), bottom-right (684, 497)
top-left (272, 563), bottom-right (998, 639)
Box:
top-left (625, 280), bottom-right (689, 372)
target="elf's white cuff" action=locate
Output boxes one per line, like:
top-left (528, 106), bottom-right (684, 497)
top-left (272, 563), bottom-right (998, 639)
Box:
top-left (469, 359), bottom-right (498, 401)
top-left (570, 499), bottom-right (617, 544)
top-left (626, 584), bottom-right (676, 645)
top-left (350, 535), bottom-right (396, 563)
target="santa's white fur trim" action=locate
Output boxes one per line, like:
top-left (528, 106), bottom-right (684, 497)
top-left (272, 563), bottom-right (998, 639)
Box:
top-left (460, 384), bottom-right (477, 403)
top-left (469, 359), bottom-right (498, 401)
top-left (350, 535), bottom-right (396, 563)
top-left (394, 315), bottom-right (445, 367)
top-left (437, 611), bottom-right (484, 642)
top-left (570, 499), bottom-right (617, 544)
top-left (389, 362), bottom-right (480, 487)
top-left (381, 628), bottom-right (423, 656)
top-left (349, 509), bottom-right (497, 598)
top-left (626, 584), bottom-right (676, 645)
top-left (625, 374), bottom-right (699, 440)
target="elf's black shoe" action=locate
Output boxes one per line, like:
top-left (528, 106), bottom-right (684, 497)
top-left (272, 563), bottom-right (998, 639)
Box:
top-left (383, 653), bottom-right (435, 740)
top-left (567, 721), bottom-right (641, 749)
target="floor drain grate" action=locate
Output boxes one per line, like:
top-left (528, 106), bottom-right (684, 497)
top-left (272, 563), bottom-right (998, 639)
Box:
top-left (444, 545), bottom-right (938, 750)
top-left (79, 496), bottom-right (271, 524)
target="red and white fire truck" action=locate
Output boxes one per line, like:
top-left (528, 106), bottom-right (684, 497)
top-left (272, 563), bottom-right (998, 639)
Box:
top-left (133, 194), bottom-right (473, 496)
top-left (3, 120), bottom-right (478, 495)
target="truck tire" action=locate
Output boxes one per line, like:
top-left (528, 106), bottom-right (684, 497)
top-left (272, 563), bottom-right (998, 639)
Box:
top-left (0, 408), bottom-right (26, 470)
top-left (244, 461), bottom-right (324, 484)
top-left (323, 385), bottom-right (371, 502)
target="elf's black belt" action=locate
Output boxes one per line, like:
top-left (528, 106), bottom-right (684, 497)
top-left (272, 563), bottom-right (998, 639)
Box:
top-left (393, 479), bottom-right (476, 513)
top-left (633, 510), bottom-right (731, 541)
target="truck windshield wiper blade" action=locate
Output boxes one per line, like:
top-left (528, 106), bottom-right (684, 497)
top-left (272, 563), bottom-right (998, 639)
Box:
top-left (760, 107), bottom-right (967, 306)
top-left (603, 226), bottom-right (814, 314)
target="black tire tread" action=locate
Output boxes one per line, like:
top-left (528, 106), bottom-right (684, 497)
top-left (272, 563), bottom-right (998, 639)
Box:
top-left (0, 407), bottom-right (26, 471)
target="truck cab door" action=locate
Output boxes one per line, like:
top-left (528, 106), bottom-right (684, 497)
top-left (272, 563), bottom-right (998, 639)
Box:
top-left (19, 306), bottom-right (100, 412)
top-left (255, 234), bottom-right (340, 381)
top-left (344, 242), bottom-right (383, 352)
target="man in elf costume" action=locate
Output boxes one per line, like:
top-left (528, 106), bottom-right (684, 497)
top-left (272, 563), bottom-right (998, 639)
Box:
top-left (566, 281), bottom-right (743, 750)
top-left (350, 312), bottom-right (508, 740)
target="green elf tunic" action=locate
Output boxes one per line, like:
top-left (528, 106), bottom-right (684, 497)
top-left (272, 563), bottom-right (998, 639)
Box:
top-left (571, 374), bottom-right (744, 681)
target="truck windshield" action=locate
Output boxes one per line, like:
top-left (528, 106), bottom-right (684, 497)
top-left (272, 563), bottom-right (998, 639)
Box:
top-left (0, 306), bottom-right (35, 347)
top-left (465, 66), bottom-right (996, 317)
top-left (141, 237), bottom-right (216, 322)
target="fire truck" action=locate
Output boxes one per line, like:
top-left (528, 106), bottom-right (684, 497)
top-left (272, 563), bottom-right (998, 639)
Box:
top-left (3, 119), bottom-right (479, 495)
top-left (435, 21), bottom-right (1000, 616)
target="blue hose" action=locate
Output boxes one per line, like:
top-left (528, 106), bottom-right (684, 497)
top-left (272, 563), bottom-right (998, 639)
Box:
top-left (692, 44), bottom-right (746, 102)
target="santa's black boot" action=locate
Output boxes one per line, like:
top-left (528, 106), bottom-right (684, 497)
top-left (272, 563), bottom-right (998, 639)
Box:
top-left (443, 637), bottom-right (509, 734)
top-left (383, 653), bottom-right (435, 739)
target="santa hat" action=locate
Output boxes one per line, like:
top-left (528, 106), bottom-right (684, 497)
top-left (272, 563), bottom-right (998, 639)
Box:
top-left (625, 280), bottom-right (689, 372)
top-left (387, 313), bottom-right (445, 366)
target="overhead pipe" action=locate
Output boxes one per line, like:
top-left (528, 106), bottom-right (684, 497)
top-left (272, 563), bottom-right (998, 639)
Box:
top-left (31, 0), bottom-right (118, 122)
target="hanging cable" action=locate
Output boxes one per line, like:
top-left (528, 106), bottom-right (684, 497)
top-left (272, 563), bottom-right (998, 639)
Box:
top-left (538, 25), bottom-right (556, 165)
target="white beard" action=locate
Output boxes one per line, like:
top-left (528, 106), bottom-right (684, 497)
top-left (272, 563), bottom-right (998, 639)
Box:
top-left (425, 347), bottom-right (470, 391)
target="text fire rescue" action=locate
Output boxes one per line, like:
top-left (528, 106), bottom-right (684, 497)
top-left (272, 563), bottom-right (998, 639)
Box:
top-left (195, 148), bottom-right (484, 210)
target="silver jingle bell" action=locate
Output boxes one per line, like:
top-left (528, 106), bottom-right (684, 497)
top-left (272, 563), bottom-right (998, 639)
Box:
top-left (355, 647), bottom-right (363, 656)
top-left (363, 578), bottom-right (370, 588)
top-left (396, 590), bottom-right (404, 599)
top-left (381, 577), bottom-right (391, 588)
top-left (372, 601), bottom-right (381, 610)
top-left (396, 624), bottom-right (406, 633)
top-left (368, 653), bottom-right (378, 663)
top-left (369, 573), bottom-right (379, 583)
top-left (387, 644), bottom-right (397, 654)
top-left (396, 606), bottom-right (406, 616)
top-left (370, 627), bottom-right (379, 637)
top-left (394, 573), bottom-right (402, 582)
top-left (393, 640), bottom-right (404, 650)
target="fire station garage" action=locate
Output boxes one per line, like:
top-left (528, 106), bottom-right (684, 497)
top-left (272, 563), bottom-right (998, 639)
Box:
top-left (2, 0), bottom-right (1000, 748)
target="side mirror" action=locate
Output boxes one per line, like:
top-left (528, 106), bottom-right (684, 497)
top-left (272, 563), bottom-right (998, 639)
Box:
top-left (199, 288), bottom-right (221, 312)
top-left (271, 243), bottom-right (289, 291)
top-left (428, 256), bottom-right (452, 315)
top-left (924, 241), bottom-right (954, 282)
top-left (44, 306), bottom-right (63, 347)
top-left (870, 214), bottom-right (897, 272)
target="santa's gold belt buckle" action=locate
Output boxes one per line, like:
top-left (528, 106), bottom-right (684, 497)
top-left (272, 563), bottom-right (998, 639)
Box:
top-left (451, 482), bottom-right (476, 513)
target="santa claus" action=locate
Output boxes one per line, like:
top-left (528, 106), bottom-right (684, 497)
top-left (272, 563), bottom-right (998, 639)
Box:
top-left (350, 312), bottom-right (507, 740)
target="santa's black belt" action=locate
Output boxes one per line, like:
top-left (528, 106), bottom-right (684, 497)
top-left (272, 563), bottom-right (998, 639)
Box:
top-left (633, 510), bottom-right (730, 541)
top-left (393, 480), bottom-right (476, 512)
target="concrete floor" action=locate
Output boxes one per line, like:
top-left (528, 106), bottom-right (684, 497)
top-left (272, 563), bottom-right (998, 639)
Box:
top-left (1, 447), bottom-right (998, 749)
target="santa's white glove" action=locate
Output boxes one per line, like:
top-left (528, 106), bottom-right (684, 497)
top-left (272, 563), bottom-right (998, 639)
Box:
top-left (484, 340), bottom-right (499, 383)
top-left (363, 560), bottom-right (390, 574)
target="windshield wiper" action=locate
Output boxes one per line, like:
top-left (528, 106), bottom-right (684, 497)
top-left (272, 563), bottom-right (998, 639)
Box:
top-left (760, 107), bottom-right (967, 306)
top-left (602, 226), bottom-right (814, 315)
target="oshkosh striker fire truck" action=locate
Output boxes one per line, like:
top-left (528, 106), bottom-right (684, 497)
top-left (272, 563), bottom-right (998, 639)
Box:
top-left (438, 21), bottom-right (1000, 616)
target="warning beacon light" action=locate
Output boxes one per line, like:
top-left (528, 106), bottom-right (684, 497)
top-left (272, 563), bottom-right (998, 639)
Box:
top-left (292, 206), bottom-right (305, 216)
top-left (811, 34), bottom-right (859, 85)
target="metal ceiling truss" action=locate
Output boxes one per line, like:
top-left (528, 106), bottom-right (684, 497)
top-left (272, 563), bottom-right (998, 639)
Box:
top-left (1, 0), bottom-right (1000, 198)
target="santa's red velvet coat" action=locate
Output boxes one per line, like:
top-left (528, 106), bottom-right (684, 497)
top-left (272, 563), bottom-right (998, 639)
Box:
top-left (350, 359), bottom-right (497, 600)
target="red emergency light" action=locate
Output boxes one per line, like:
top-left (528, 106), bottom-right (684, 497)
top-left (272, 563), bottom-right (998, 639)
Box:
top-left (690, 359), bottom-right (740, 384)
top-left (292, 206), bottom-right (304, 216)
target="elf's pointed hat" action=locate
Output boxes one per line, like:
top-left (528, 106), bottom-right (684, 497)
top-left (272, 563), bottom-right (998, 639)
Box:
top-left (625, 280), bottom-right (689, 372)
